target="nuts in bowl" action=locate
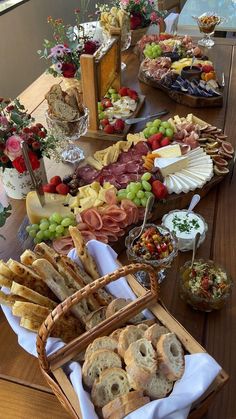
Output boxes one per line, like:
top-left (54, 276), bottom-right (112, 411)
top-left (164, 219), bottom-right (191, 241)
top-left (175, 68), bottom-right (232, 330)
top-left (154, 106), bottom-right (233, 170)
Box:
top-left (179, 259), bottom-right (233, 312)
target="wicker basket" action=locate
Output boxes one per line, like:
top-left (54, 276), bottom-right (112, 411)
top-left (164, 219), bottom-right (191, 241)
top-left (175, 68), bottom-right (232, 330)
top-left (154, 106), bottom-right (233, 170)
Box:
top-left (36, 263), bottom-right (228, 419)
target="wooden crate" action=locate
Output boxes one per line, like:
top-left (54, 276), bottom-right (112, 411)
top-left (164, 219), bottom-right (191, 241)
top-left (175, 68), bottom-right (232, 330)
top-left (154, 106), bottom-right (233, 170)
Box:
top-left (36, 263), bottom-right (228, 419)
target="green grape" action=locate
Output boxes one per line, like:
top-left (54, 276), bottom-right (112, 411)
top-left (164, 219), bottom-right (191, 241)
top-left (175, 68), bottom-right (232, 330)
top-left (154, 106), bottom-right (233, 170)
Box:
top-left (56, 225), bottom-right (64, 234)
top-left (97, 102), bottom-right (103, 111)
top-left (55, 232), bottom-right (63, 238)
top-left (146, 121), bottom-right (153, 127)
top-left (161, 121), bottom-right (171, 129)
top-left (51, 212), bottom-right (63, 224)
top-left (49, 223), bottom-right (57, 232)
top-left (127, 191), bottom-right (136, 200)
top-left (117, 188), bottom-right (127, 196)
top-left (143, 128), bottom-right (151, 138)
top-left (133, 197), bottom-right (141, 206)
top-left (152, 119), bottom-right (161, 127)
top-left (34, 237), bottom-right (42, 244)
top-left (29, 229), bottom-right (37, 238)
top-left (64, 228), bottom-right (69, 236)
top-left (26, 225), bottom-right (31, 233)
top-left (131, 182), bottom-right (142, 194)
top-left (137, 190), bottom-right (145, 199)
top-left (117, 193), bottom-right (127, 201)
top-left (39, 221), bottom-right (50, 231)
top-left (61, 217), bottom-right (74, 227)
top-left (36, 230), bottom-right (44, 240)
top-left (126, 183), bottom-right (132, 192)
top-left (108, 88), bottom-right (116, 94)
top-left (165, 128), bottom-right (174, 138)
top-left (48, 231), bottom-right (56, 240)
top-left (43, 230), bottom-right (51, 240)
top-left (141, 172), bottom-right (152, 181)
top-left (141, 197), bottom-right (148, 207)
top-left (98, 111), bottom-right (106, 120)
top-left (40, 218), bottom-right (48, 224)
top-left (142, 180), bottom-right (152, 191)
top-left (145, 191), bottom-right (154, 199)
top-left (31, 224), bottom-right (39, 231)
top-left (149, 126), bottom-right (158, 135)
top-left (159, 126), bottom-right (166, 135)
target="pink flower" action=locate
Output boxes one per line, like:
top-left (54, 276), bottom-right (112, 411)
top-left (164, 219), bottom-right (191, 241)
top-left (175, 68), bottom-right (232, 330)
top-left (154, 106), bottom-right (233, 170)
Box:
top-left (121, 0), bottom-right (129, 6)
top-left (4, 135), bottom-right (22, 161)
top-left (0, 116), bottom-right (9, 128)
top-left (150, 11), bottom-right (158, 22)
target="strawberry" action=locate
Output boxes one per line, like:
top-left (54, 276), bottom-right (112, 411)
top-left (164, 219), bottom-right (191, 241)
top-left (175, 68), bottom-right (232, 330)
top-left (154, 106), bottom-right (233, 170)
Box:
top-left (114, 119), bottom-right (125, 133)
top-left (119, 87), bottom-right (129, 96)
top-left (104, 124), bottom-right (115, 134)
top-left (151, 139), bottom-right (161, 151)
top-left (160, 137), bottom-right (170, 147)
top-left (100, 118), bottom-right (110, 127)
top-left (147, 133), bottom-right (163, 145)
top-left (49, 176), bottom-right (62, 186)
top-left (56, 183), bottom-right (70, 195)
top-left (152, 180), bottom-right (168, 200)
top-left (202, 64), bottom-right (214, 73)
top-left (128, 91), bottom-right (139, 101)
top-left (102, 98), bottom-right (113, 108)
top-left (43, 183), bottom-right (56, 193)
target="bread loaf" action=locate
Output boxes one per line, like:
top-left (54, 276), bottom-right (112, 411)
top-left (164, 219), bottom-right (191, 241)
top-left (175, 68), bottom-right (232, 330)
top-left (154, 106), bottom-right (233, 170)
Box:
top-left (106, 396), bottom-right (150, 419)
top-left (85, 336), bottom-right (117, 361)
top-left (124, 338), bottom-right (157, 374)
top-left (156, 333), bottom-right (185, 381)
top-left (118, 325), bottom-right (144, 358)
top-left (82, 350), bottom-right (122, 388)
top-left (102, 390), bottom-right (143, 419)
top-left (91, 367), bottom-right (131, 408)
top-left (144, 324), bottom-right (170, 347)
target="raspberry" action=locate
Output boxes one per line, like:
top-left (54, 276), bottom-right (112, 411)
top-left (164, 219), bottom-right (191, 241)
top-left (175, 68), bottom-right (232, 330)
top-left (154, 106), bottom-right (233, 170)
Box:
top-left (114, 119), bottom-right (125, 133)
top-left (50, 176), bottom-right (62, 186)
top-left (104, 124), bottom-right (115, 134)
top-left (43, 184), bottom-right (56, 193)
top-left (56, 183), bottom-right (70, 195)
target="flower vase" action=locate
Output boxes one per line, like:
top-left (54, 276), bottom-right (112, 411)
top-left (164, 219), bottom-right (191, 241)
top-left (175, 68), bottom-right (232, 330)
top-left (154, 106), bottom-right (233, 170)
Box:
top-left (62, 77), bottom-right (83, 103)
top-left (1, 159), bottom-right (47, 200)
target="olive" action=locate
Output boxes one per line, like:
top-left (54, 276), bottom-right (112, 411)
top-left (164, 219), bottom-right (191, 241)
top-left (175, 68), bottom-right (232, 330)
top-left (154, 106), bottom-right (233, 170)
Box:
top-left (63, 174), bottom-right (73, 184)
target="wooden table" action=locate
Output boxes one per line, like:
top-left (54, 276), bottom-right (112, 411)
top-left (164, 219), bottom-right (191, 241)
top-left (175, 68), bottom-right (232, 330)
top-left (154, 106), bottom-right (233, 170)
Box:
top-left (0, 37), bottom-right (236, 418)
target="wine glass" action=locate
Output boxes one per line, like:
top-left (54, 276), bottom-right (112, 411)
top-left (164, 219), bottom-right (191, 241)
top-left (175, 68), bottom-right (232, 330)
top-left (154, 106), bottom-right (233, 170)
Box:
top-left (125, 224), bottom-right (178, 287)
top-left (192, 12), bottom-right (225, 48)
top-left (45, 107), bottom-right (89, 164)
top-left (121, 29), bottom-right (131, 71)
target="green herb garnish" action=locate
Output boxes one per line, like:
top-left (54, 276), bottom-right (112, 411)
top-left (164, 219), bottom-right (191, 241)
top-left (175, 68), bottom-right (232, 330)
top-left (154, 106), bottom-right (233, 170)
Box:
top-left (172, 215), bottom-right (200, 234)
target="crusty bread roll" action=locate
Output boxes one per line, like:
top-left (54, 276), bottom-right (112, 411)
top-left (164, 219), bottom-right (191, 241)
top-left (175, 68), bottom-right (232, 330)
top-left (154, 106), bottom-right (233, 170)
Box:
top-left (82, 349), bottom-right (122, 388)
top-left (102, 390), bottom-right (143, 419)
top-left (91, 367), bottom-right (131, 408)
top-left (124, 338), bottom-right (157, 374)
top-left (84, 336), bottom-right (117, 361)
top-left (144, 324), bottom-right (170, 347)
top-left (106, 298), bottom-right (144, 325)
top-left (85, 307), bottom-right (107, 331)
top-left (118, 325), bottom-right (144, 358)
top-left (156, 333), bottom-right (185, 381)
top-left (106, 396), bottom-right (150, 419)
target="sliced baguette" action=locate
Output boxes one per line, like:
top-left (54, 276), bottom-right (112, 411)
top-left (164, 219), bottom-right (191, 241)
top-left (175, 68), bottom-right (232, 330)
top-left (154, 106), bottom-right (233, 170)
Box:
top-left (110, 328), bottom-right (124, 342)
top-left (106, 298), bottom-right (144, 325)
top-left (118, 325), bottom-right (145, 358)
top-left (156, 333), bottom-right (185, 381)
top-left (91, 367), bottom-right (131, 408)
top-left (102, 390), bottom-right (143, 419)
top-left (106, 396), bottom-right (150, 419)
top-left (142, 371), bottom-right (173, 400)
top-left (144, 324), bottom-right (170, 347)
top-left (126, 362), bottom-right (155, 389)
top-left (85, 336), bottom-right (117, 361)
top-left (82, 349), bottom-right (122, 388)
top-left (85, 307), bottom-right (107, 330)
top-left (124, 338), bottom-right (157, 374)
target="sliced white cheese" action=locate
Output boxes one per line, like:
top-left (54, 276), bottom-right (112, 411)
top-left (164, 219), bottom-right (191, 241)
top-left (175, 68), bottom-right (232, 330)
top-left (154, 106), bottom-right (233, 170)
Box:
top-left (168, 175), bottom-right (184, 194)
top-left (181, 169), bottom-right (212, 182)
top-left (175, 172), bottom-right (203, 190)
top-left (170, 174), bottom-right (190, 193)
top-left (187, 147), bottom-right (204, 157)
top-left (164, 176), bottom-right (175, 193)
top-left (188, 158), bottom-right (212, 167)
top-left (152, 144), bottom-right (181, 158)
top-left (154, 156), bottom-right (188, 176)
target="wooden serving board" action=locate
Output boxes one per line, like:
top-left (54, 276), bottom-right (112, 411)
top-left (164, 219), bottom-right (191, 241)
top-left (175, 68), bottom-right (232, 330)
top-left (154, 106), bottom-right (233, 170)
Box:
top-left (138, 70), bottom-right (223, 108)
top-left (84, 94), bottom-right (145, 142)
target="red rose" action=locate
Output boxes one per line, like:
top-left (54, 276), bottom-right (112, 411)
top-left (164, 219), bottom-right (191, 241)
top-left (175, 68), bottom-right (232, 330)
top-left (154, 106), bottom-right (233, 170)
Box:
top-left (130, 14), bottom-right (143, 30)
top-left (61, 62), bottom-right (77, 78)
top-left (12, 151), bottom-right (40, 173)
top-left (84, 40), bottom-right (98, 55)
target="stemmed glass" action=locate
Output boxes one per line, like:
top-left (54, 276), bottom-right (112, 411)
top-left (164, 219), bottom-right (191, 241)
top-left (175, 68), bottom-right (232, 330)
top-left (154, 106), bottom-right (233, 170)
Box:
top-left (192, 12), bottom-right (225, 48)
top-left (121, 29), bottom-right (131, 71)
top-left (45, 107), bottom-right (89, 164)
top-left (125, 224), bottom-right (178, 288)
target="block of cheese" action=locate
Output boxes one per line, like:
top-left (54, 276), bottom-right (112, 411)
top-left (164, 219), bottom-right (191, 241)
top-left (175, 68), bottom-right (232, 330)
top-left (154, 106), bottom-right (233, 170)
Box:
top-left (154, 156), bottom-right (188, 177)
top-left (26, 191), bottom-right (72, 224)
top-left (152, 144), bottom-right (182, 158)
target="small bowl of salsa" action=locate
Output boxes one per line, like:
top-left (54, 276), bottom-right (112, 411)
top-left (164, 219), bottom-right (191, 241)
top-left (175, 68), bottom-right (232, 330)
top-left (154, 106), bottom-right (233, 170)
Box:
top-left (179, 259), bottom-right (232, 311)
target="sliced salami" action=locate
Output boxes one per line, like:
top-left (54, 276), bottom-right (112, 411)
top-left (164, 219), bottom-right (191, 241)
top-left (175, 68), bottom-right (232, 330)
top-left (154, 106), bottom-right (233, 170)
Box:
top-left (52, 236), bottom-right (74, 255)
top-left (80, 230), bottom-right (97, 242)
top-left (104, 188), bottom-right (117, 205)
top-left (81, 208), bottom-right (103, 230)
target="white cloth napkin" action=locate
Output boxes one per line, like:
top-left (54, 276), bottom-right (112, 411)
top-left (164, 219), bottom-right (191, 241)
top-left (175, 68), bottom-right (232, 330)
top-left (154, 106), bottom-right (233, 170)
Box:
top-left (1, 240), bottom-right (221, 419)
top-left (164, 13), bottom-right (179, 34)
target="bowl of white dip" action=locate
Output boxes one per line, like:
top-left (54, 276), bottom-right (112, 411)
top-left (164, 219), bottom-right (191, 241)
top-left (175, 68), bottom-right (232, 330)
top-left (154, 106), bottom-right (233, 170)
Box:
top-left (162, 210), bottom-right (208, 252)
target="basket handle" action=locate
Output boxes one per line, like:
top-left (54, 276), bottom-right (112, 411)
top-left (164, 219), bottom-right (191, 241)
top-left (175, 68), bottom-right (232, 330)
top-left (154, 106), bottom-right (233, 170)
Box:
top-left (37, 262), bottom-right (159, 372)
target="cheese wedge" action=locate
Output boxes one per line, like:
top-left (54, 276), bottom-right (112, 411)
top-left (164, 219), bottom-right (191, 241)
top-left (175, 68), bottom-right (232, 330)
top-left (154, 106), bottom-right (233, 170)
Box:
top-left (152, 144), bottom-right (182, 158)
top-left (154, 156), bottom-right (188, 177)
top-left (26, 191), bottom-right (72, 224)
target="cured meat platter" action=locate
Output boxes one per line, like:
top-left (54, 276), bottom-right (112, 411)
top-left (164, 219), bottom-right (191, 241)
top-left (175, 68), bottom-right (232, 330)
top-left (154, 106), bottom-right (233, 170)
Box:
top-left (136, 34), bottom-right (223, 108)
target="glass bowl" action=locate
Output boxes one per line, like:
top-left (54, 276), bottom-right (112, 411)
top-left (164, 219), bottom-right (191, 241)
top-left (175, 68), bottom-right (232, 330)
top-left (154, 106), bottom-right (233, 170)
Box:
top-left (45, 107), bottom-right (89, 141)
top-left (162, 210), bottom-right (208, 252)
top-left (192, 12), bottom-right (224, 47)
top-left (179, 259), bottom-right (233, 312)
top-left (125, 224), bottom-right (178, 286)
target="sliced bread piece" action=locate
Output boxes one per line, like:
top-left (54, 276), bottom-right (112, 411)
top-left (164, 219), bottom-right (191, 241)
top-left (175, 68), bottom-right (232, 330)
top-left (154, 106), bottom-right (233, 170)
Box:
top-left (126, 362), bottom-right (155, 390)
top-left (144, 324), bottom-right (170, 347)
top-left (91, 367), bottom-right (131, 408)
top-left (50, 99), bottom-right (78, 121)
top-left (143, 371), bottom-right (173, 400)
top-left (110, 328), bottom-right (124, 342)
top-left (102, 390), bottom-right (143, 419)
top-left (118, 325), bottom-right (144, 358)
top-left (84, 336), bottom-right (118, 361)
top-left (124, 338), bottom-right (157, 374)
top-left (85, 307), bottom-right (107, 331)
top-left (106, 396), bottom-right (150, 419)
top-left (156, 333), bottom-right (185, 381)
top-left (82, 350), bottom-right (122, 388)
top-left (106, 298), bottom-right (144, 325)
